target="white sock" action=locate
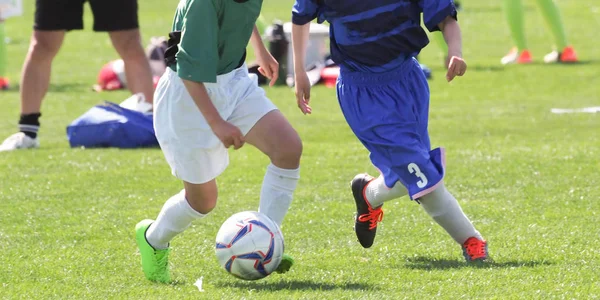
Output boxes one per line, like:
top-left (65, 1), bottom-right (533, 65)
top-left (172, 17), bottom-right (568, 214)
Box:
top-left (259, 164), bottom-right (300, 227)
top-left (418, 183), bottom-right (482, 244)
top-left (364, 176), bottom-right (408, 207)
top-left (146, 190), bottom-right (206, 250)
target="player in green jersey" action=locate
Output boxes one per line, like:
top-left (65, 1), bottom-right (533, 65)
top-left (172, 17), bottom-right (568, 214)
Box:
top-left (135, 0), bottom-right (302, 283)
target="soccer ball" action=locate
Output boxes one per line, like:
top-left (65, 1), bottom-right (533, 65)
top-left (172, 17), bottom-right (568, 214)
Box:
top-left (215, 211), bottom-right (284, 280)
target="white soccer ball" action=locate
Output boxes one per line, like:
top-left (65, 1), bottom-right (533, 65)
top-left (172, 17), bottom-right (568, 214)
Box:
top-left (215, 211), bottom-right (284, 280)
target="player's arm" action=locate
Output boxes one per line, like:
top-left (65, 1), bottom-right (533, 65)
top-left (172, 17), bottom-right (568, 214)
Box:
top-left (181, 80), bottom-right (219, 125)
top-left (291, 0), bottom-right (320, 114)
top-left (291, 24), bottom-right (310, 77)
top-left (177, 2), bottom-right (244, 149)
top-left (438, 16), bottom-right (462, 60)
top-left (438, 16), bottom-right (466, 81)
top-left (420, 0), bottom-right (466, 81)
top-left (250, 25), bottom-right (279, 86)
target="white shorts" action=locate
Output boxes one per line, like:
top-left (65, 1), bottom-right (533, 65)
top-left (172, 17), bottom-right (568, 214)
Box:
top-left (0, 0), bottom-right (22, 19)
top-left (153, 65), bottom-right (277, 184)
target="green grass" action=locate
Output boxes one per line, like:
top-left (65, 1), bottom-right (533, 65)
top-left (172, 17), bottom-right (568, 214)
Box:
top-left (1, 0), bottom-right (600, 299)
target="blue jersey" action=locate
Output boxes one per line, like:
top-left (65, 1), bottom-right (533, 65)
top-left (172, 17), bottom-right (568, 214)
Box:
top-left (292, 0), bottom-right (457, 73)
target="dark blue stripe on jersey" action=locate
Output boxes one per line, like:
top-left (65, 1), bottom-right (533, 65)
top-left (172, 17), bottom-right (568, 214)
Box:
top-left (292, 0), bottom-right (457, 73)
top-left (322, 0), bottom-right (402, 16)
top-left (332, 27), bottom-right (427, 67)
top-left (342, 7), bottom-right (412, 40)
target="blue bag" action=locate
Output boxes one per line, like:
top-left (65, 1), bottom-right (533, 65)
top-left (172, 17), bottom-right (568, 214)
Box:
top-left (66, 101), bottom-right (158, 148)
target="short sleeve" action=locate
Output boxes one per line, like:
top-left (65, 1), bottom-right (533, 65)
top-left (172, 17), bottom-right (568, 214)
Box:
top-left (419, 0), bottom-right (457, 32)
top-left (292, 0), bottom-right (320, 25)
top-left (176, 0), bottom-right (219, 83)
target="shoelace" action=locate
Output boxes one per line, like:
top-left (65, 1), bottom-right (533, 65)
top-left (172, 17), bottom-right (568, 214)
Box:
top-left (357, 207), bottom-right (384, 230)
top-left (150, 250), bottom-right (170, 281)
top-left (464, 239), bottom-right (486, 259)
top-left (155, 250), bottom-right (169, 267)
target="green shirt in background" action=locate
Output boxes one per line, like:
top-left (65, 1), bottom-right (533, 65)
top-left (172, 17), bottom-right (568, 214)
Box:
top-left (170, 0), bottom-right (263, 83)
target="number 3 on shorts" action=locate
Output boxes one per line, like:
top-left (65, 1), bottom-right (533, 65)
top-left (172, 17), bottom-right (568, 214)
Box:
top-left (408, 163), bottom-right (428, 188)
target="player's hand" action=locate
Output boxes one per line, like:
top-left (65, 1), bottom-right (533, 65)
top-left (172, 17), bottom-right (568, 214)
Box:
top-left (446, 56), bottom-right (467, 82)
top-left (256, 50), bottom-right (279, 87)
top-left (294, 71), bottom-right (312, 115)
top-left (210, 119), bottom-right (245, 150)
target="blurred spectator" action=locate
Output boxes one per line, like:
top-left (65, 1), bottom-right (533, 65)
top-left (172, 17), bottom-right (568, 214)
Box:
top-left (0, 0), bottom-right (154, 152)
top-left (501, 0), bottom-right (578, 65)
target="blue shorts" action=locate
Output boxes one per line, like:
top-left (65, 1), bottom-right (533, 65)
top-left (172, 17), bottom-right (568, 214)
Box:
top-left (337, 58), bottom-right (445, 200)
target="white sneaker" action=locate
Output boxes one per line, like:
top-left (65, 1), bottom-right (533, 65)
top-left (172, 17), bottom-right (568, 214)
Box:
top-left (543, 50), bottom-right (560, 64)
top-left (0, 132), bottom-right (40, 152)
top-left (119, 93), bottom-right (153, 114)
top-left (500, 48), bottom-right (519, 65)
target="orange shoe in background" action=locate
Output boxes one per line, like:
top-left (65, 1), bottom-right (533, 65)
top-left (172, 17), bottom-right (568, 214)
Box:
top-left (501, 47), bottom-right (533, 65)
top-left (544, 46), bottom-right (578, 63)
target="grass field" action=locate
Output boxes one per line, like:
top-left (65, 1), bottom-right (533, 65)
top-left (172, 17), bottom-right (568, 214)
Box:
top-left (1, 1), bottom-right (600, 299)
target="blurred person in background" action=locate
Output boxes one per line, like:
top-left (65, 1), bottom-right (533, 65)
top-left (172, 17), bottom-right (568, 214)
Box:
top-left (501, 0), bottom-right (578, 65)
top-left (0, 0), bottom-right (22, 90)
top-left (0, 0), bottom-right (154, 151)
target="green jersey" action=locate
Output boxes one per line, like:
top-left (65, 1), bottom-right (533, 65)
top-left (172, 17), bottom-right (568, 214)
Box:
top-left (170, 0), bottom-right (263, 83)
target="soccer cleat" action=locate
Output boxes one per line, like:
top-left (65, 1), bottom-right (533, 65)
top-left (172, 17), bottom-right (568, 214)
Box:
top-left (0, 132), bottom-right (39, 152)
top-left (351, 173), bottom-right (383, 248)
top-left (275, 254), bottom-right (294, 274)
top-left (135, 219), bottom-right (171, 283)
top-left (0, 77), bottom-right (9, 90)
top-left (462, 237), bottom-right (488, 262)
top-left (501, 47), bottom-right (532, 65)
top-left (544, 46), bottom-right (578, 64)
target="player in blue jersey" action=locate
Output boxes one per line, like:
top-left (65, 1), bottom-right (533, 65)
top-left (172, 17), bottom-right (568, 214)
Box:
top-left (291, 0), bottom-right (488, 262)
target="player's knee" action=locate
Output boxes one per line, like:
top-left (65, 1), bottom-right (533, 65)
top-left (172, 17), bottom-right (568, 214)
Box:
top-left (29, 32), bottom-right (63, 60)
top-left (110, 30), bottom-right (144, 60)
top-left (270, 133), bottom-right (302, 168)
top-left (184, 186), bottom-right (218, 214)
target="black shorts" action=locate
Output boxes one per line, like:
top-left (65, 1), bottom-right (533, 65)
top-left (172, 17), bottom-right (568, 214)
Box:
top-left (34, 0), bottom-right (139, 32)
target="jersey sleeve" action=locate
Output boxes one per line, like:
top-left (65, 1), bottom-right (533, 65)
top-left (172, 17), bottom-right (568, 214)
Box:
top-left (292, 0), bottom-right (320, 25)
top-left (419, 0), bottom-right (457, 32)
top-left (176, 0), bottom-right (219, 83)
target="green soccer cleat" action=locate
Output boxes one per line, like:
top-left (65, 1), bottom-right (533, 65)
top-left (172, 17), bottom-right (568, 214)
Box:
top-left (135, 219), bottom-right (171, 283)
top-left (275, 254), bottom-right (294, 274)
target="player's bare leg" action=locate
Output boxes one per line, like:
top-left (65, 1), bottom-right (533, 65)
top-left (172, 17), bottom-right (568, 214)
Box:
top-left (109, 29), bottom-right (154, 104)
top-left (21, 30), bottom-right (64, 114)
top-left (0, 30), bottom-right (64, 151)
top-left (245, 109), bottom-right (302, 224)
top-left (245, 109), bottom-right (302, 273)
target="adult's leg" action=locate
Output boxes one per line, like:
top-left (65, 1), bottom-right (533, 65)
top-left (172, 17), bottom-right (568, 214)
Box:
top-left (1, 0), bottom-right (80, 151)
top-left (109, 29), bottom-right (154, 104)
top-left (91, 0), bottom-right (154, 103)
top-left (0, 32), bottom-right (64, 151)
top-left (20, 31), bottom-right (65, 116)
